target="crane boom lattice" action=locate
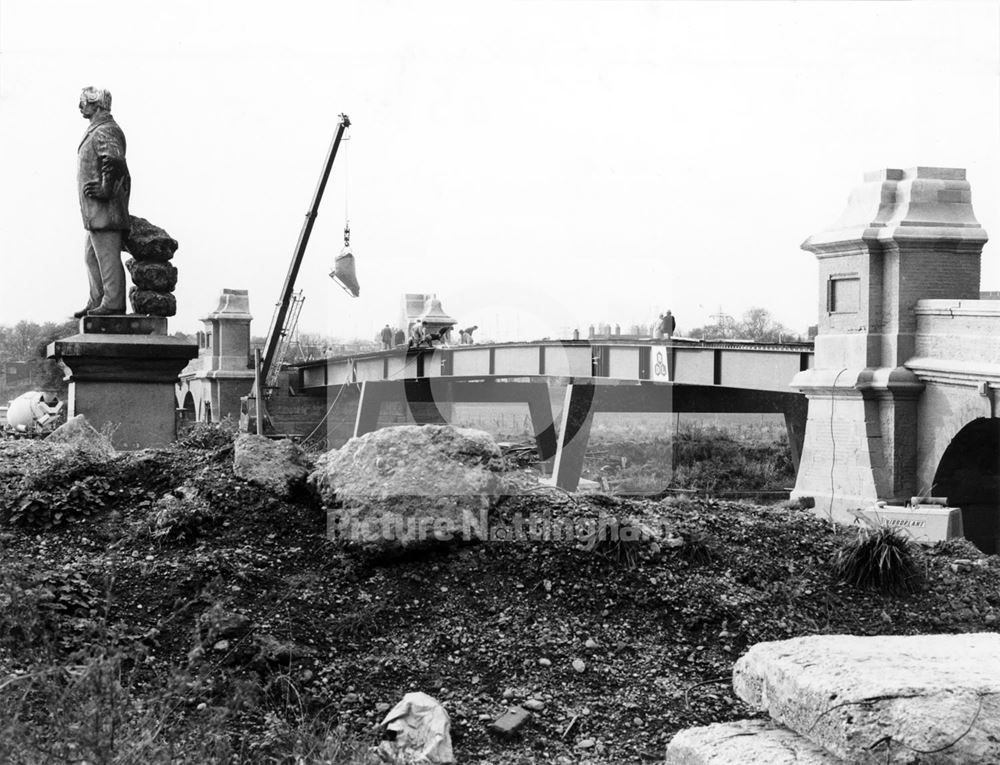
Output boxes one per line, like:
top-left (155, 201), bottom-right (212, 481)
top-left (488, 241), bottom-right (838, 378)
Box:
top-left (265, 290), bottom-right (305, 389)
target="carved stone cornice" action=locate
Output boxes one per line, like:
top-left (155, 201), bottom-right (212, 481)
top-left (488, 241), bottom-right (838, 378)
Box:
top-left (904, 356), bottom-right (1000, 388)
top-left (791, 366), bottom-right (924, 399)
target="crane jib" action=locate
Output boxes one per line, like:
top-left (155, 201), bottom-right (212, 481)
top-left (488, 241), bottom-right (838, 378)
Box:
top-left (257, 113), bottom-right (351, 390)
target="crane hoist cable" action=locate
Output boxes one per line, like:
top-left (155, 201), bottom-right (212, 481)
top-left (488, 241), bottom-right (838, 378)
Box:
top-left (330, 125), bottom-right (360, 297)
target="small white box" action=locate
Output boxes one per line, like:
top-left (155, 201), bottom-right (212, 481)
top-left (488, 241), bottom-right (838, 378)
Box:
top-left (862, 505), bottom-right (964, 544)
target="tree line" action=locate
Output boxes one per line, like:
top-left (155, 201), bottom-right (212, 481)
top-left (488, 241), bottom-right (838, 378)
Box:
top-left (685, 307), bottom-right (807, 343)
top-left (0, 320), bottom-right (80, 396)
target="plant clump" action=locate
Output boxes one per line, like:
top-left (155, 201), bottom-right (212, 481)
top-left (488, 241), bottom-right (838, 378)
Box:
top-left (833, 525), bottom-right (922, 596)
top-left (176, 417), bottom-right (239, 451)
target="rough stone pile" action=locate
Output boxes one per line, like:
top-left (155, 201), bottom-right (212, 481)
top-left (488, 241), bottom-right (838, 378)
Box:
top-left (232, 434), bottom-right (312, 499)
top-left (124, 215), bottom-right (179, 316)
top-left (308, 424), bottom-right (507, 550)
top-left (45, 414), bottom-right (116, 461)
top-left (666, 633), bottom-right (1000, 764)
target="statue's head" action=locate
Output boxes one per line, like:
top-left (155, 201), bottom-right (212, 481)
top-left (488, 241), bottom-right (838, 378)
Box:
top-left (79, 86), bottom-right (112, 113)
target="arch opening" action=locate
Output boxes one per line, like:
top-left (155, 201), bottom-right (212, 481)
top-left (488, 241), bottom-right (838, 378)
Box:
top-left (932, 417), bottom-right (1000, 554)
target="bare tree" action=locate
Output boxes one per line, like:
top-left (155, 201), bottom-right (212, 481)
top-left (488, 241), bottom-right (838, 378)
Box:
top-left (687, 307), bottom-right (790, 342)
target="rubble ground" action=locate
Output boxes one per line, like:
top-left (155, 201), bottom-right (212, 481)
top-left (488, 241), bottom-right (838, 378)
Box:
top-left (0, 428), bottom-right (998, 764)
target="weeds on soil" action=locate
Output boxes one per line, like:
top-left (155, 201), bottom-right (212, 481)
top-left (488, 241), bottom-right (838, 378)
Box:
top-left (676, 530), bottom-right (715, 565)
top-left (833, 525), bottom-right (922, 596)
top-left (586, 421), bottom-right (795, 496)
top-left (176, 416), bottom-right (239, 451)
top-left (586, 529), bottom-right (643, 569)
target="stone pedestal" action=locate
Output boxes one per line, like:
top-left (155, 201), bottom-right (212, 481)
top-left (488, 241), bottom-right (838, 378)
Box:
top-left (48, 316), bottom-right (198, 449)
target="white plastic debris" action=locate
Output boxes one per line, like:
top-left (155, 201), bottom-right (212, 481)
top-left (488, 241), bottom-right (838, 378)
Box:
top-left (376, 691), bottom-right (454, 764)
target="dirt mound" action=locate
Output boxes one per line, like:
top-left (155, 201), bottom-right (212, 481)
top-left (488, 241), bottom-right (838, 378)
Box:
top-left (0, 436), bottom-right (997, 763)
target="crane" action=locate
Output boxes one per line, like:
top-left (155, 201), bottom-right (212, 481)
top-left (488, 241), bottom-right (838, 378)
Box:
top-left (257, 113), bottom-right (352, 389)
top-left (245, 113), bottom-right (353, 435)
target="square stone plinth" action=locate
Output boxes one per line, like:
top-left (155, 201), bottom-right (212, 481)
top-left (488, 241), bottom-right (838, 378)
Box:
top-left (49, 332), bottom-right (197, 449)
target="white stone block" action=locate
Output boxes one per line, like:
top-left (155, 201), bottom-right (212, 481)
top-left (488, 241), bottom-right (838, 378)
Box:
top-left (733, 633), bottom-right (1000, 763)
top-left (665, 719), bottom-right (841, 764)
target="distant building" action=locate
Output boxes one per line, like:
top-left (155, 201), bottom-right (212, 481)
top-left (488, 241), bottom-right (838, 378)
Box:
top-left (1, 361), bottom-right (36, 399)
top-left (584, 323), bottom-right (648, 341)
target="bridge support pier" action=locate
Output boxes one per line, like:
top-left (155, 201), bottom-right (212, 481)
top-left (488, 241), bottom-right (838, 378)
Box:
top-left (782, 400), bottom-right (808, 472)
top-left (790, 368), bottom-right (924, 519)
top-left (551, 384), bottom-right (596, 491)
top-left (526, 387), bottom-right (559, 465)
top-left (792, 167), bottom-right (987, 522)
top-left (353, 381), bottom-right (382, 437)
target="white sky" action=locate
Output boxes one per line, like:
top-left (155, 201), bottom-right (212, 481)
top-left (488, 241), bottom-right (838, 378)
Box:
top-left (1, 1), bottom-right (999, 343)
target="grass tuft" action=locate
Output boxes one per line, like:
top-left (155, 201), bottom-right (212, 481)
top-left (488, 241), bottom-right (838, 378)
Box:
top-left (833, 526), bottom-right (922, 596)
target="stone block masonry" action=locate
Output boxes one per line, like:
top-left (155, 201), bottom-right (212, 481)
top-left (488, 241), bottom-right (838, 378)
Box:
top-left (733, 633), bottom-right (1000, 763)
top-left (667, 633), bottom-right (1000, 764)
top-left (791, 167), bottom-right (988, 521)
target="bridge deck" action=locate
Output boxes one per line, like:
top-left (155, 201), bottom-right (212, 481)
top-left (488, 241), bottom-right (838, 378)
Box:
top-left (290, 340), bottom-right (813, 490)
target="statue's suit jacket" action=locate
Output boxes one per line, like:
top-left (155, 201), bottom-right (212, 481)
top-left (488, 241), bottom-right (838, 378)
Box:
top-left (78, 113), bottom-right (131, 232)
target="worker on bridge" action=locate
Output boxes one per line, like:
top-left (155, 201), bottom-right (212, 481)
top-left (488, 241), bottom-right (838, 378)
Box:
top-left (662, 310), bottom-right (676, 339)
top-left (409, 320), bottom-right (431, 349)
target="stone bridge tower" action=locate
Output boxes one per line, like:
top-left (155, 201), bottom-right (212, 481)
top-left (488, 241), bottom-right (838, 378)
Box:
top-left (792, 167), bottom-right (988, 520)
top-left (177, 288), bottom-right (255, 423)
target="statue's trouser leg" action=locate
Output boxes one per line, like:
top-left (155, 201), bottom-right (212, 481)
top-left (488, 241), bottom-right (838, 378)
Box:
top-left (88, 230), bottom-right (125, 311)
top-left (84, 233), bottom-right (103, 309)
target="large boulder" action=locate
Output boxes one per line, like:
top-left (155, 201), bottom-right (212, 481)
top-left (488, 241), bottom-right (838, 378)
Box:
top-left (44, 415), bottom-right (115, 461)
top-left (733, 633), bottom-right (1000, 763)
top-left (129, 287), bottom-right (177, 317)
top-left (126, 258), bottom-right (178, 291)
top-left (233, 434), bottom-right (311, 498)
top-left (124, 215), bottom-right (178, 262)
top-left (666, 719), bottom-right (840, 764)
top-left (309, 425), bottom-right (506, 548)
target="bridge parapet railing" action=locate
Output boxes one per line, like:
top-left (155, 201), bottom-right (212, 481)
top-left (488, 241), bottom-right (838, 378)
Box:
top-left (914, 300), bottom-right (1000, 364)
top-left (295, 339), bottom-right (814, 392)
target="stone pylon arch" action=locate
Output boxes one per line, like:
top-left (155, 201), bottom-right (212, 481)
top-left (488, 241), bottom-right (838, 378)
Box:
top-left (932, 417), bottom-right (1000, 553)
top-left (181, 391), bottom-right (196, 416)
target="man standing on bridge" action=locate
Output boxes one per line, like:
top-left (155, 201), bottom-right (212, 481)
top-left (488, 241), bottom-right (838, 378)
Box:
top-left (662, 310), bottom-right (676, 339)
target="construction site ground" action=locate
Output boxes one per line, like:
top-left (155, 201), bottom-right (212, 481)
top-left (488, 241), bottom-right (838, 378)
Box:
top-left (0, 426), bottom-right (998, 764)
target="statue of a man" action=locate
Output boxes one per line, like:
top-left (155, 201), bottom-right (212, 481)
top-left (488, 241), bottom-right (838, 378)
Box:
top-left (74, 86), bottom-right (131, 317)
